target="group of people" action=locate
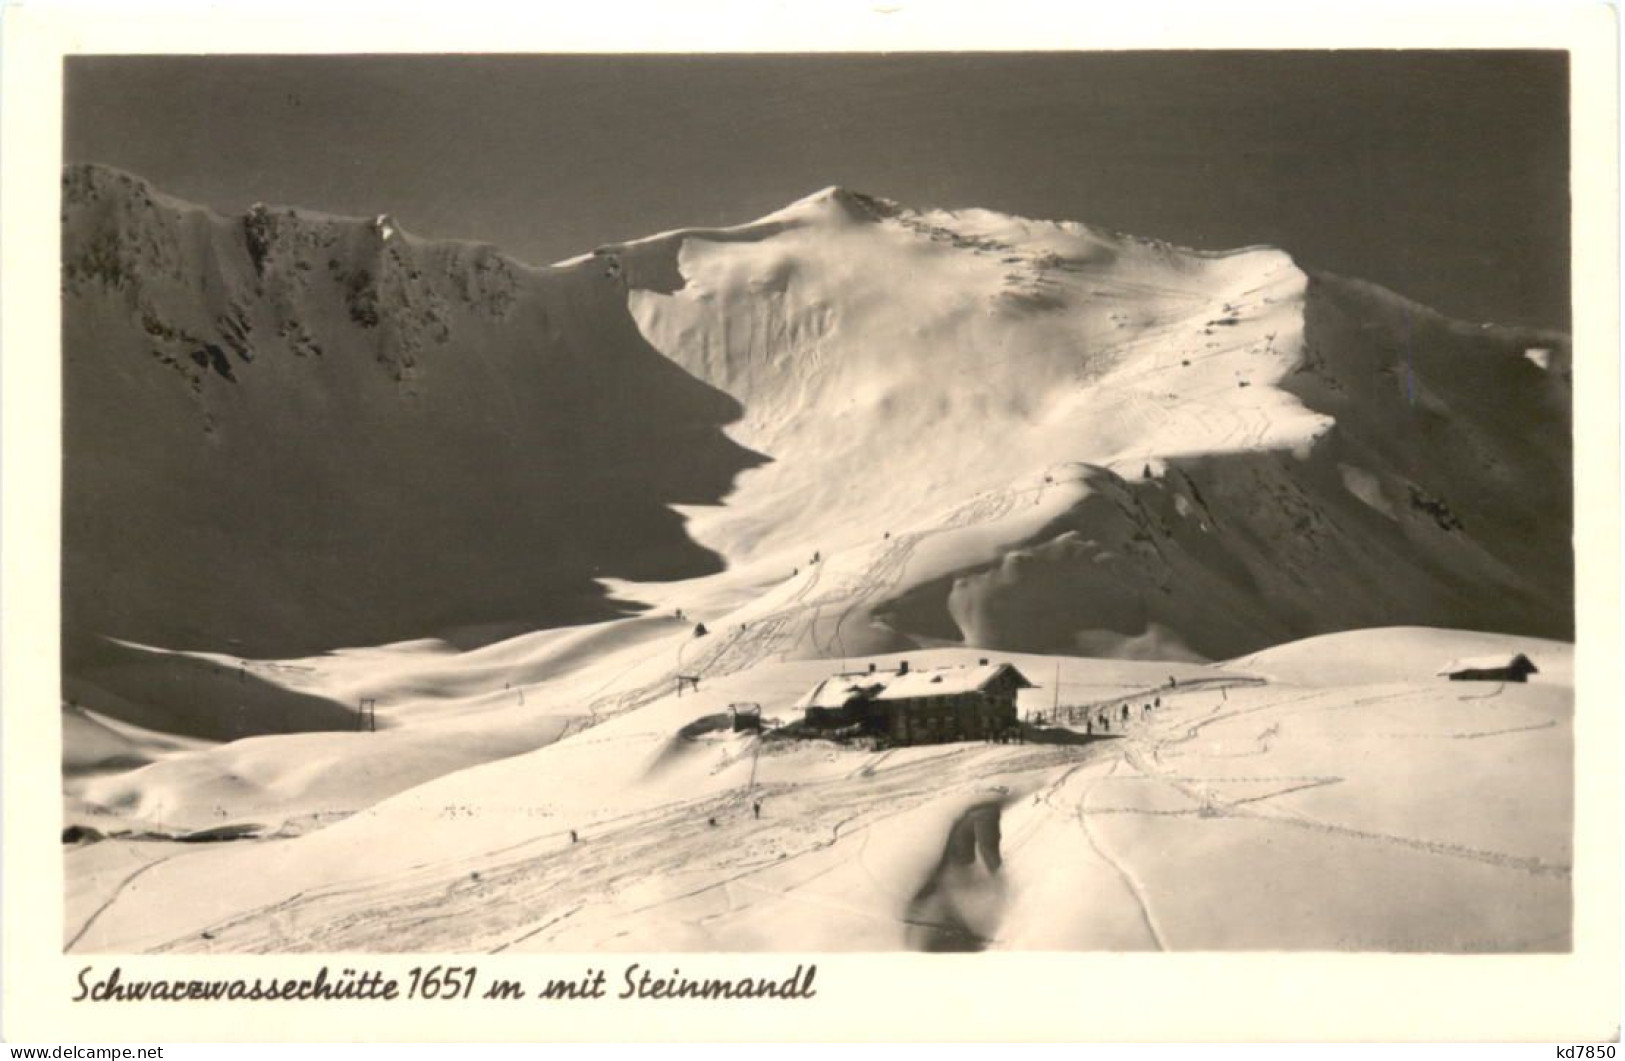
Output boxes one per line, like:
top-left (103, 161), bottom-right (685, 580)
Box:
top-left (1079, 695), bottom-right (1162, 736)
top-left (1031, 692), bottom-right (1167, 736)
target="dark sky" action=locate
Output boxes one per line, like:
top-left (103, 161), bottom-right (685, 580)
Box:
top-left (65, 52), bottom-right (1570, 329)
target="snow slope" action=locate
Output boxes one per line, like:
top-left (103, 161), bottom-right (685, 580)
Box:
top-left (67, 631), bottom-right (1570, 953)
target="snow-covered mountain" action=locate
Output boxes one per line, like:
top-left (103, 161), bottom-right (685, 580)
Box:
top-left (63, 167), bottom-right (1570, 711)
top-left (612, 185), bottom-right (1571, 658)
top-left (59, 167), bottom-right (1575, 954)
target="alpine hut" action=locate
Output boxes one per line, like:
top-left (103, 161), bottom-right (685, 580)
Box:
top-left (1436, 653), bottom-right (1539, 683)
top-left (728, 702), bottom-right (763, 733)
top-left (795, 659), bottom-right (1035, 745)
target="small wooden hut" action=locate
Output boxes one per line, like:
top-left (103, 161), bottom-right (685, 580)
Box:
top-left (1437, 653), bottom-right (1539, 683)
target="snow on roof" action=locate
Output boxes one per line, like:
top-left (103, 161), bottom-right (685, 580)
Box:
top-left (871, 663), bottom-right (1034, 701)
top-left (797, 663), bottom-right (1035, 711)
top-left (1436, 653), bottom-right (1536, 676)
top-left (794, 678), bottom-right (879, 711)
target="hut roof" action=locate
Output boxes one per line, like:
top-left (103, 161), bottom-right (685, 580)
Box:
top-left (794, 678), bottom-right (882, 711)
top-left (1436, 653), bottom-right (1537, 677)
top-left (872, 663), bottom-right (1036, 701)
top-left (797, 662), bottom-right (1036, 711)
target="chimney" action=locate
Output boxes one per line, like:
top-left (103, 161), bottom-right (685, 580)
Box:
top-left (899, 660), bottom-right (909, 675)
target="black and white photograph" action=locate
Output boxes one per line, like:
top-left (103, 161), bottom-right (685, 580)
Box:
top-left (4, 0), bottom-right (1619, 1045)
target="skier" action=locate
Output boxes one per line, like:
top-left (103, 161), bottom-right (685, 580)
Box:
top-left (753, 800), bottom-right (762, 820)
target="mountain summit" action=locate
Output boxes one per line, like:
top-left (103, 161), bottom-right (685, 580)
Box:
top-left (607, 179), bottom-right (1572, 661)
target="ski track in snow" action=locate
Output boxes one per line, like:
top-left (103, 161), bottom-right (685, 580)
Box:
top-left (582, 483), bottom-right (1025, 719)
top-left (145, 743), bottom-right (1093, 953)
top-left (1095, 685), bottom-right (1572, 882)
top-left (1073, 758), bottom-right (1169, 950)
top-left (66, 853), bottom-right (176, 951)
